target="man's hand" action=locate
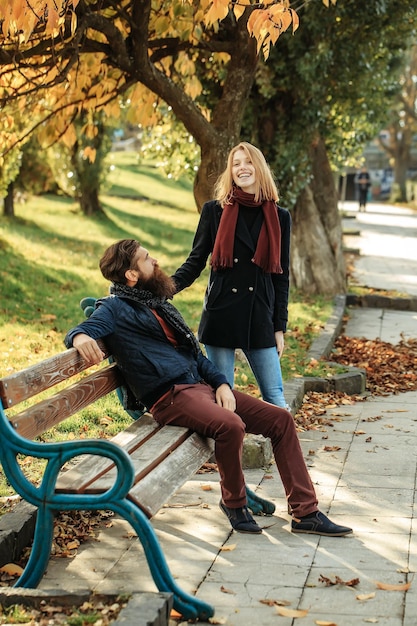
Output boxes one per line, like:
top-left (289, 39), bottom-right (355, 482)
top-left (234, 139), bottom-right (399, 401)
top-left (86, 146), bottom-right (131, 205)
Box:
top-left (73, 333), bottom-right (105, 365)
top-left (275, 330), bottom-right (285, 356)
top-left (215, 383), bottom-right (236, 412)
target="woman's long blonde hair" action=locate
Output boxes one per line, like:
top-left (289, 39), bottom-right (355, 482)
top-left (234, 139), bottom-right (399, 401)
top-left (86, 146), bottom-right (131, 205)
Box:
top-left (214, 142), bottom-right (279, 207)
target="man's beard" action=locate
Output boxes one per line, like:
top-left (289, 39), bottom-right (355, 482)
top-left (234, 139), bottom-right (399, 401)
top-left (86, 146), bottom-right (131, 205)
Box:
top-left (138, 266), bottom-right (176, 299)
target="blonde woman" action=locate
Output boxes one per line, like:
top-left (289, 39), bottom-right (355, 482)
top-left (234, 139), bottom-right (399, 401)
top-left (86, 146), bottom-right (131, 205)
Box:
top-left (173, 142), bottom-right (291, 409)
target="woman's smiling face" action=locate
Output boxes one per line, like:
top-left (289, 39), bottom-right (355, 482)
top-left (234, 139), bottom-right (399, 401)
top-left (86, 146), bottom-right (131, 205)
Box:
top-left (231, 149), bottom-right (257, 194)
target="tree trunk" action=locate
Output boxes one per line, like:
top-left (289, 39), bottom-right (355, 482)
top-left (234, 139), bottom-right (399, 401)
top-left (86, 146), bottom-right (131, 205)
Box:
top-left (3, 182), bottom-right (14, 217)
top-left (393, 157), bottom-right (409, 202)
top-left (78, 187), bottom-right (102, 216)
top-left (290, 137), bottom-right (346, 295)
top-left (133, 12), bottom-right (259, 211)
top-left (193, 138), bottom-right (235, 211)
top-left (391, 126), bottom-right (412, 201)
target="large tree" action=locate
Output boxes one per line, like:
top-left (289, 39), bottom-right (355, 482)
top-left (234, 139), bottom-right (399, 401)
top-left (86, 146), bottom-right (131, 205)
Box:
top-left (0, 0), bottom-right (297, 209)
top-left (1, 1), bottom-right (415, 294)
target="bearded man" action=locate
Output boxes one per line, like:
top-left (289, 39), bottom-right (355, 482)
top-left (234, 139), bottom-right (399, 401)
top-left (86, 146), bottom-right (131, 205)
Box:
top-left (65, 239), bottom-right (352, 537)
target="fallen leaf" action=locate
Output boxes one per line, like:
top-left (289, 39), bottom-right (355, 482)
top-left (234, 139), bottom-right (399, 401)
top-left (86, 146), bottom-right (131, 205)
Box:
top-left (356, 592), bottom-right (376, 601)
top-left (0, 563), bottom-right (24, 575)
top-left (275, 606), bottom-right (308, 617)
top-left (259, 598), bottom-right (291, 607)
top-left (197, 462), bottom-right (218, 473)
top-left (220, 585), bottom-right (236, 594)
top-left (99, 415), bottom-right (113, 425)
top-left (319, 574), bottom-right (360, 587)
top-left (375, 580), bottom-right (411, 591)
top-left (323, 446), bottom-right (341, 452)
top-left (315, 621), bottom-right (338, 626)
top-left (201, 484), bottom-right (212, 491)
top-left (220, 544), bottom-right (236, 551)
top-left (123, 531), bottom-right (137, 539)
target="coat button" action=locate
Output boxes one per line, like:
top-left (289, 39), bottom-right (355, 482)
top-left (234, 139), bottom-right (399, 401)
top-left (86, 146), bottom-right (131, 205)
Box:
top-left (234, 258), bottom-right (239, 263)
top-left (248, 287), bottom-right (254, 292)
top-left (232, 288), bottom-right (238, 293)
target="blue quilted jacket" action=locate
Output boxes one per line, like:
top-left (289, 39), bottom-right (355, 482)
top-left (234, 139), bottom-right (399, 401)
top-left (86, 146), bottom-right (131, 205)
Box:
top-left (64, 295), bottom-right (228, 410)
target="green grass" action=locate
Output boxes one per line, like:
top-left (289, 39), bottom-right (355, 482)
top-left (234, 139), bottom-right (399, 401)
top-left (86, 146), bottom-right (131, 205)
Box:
top-left (0, 152), bottom-right (335, 497)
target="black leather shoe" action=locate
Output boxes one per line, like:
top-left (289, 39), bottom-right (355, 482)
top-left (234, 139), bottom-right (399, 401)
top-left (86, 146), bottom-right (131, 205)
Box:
top-left (219, 500), bottom-right (263, 534)
top-left (291, 511), bottom-right (352, 537)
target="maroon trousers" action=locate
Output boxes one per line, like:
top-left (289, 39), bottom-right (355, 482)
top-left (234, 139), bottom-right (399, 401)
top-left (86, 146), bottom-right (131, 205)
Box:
top-left (151, 383), bottom-right (318, 518)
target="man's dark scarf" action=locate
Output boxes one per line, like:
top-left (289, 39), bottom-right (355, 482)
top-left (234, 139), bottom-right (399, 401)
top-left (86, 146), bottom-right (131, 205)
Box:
top-left (110, 282), bottom-right (200, 355)
top-left (211, 187), bottom-right (282, 274)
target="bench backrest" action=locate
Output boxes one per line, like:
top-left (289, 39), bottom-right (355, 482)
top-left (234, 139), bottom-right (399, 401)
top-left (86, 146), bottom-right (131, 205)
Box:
top-left (0, 341), bottom-right (123, 439)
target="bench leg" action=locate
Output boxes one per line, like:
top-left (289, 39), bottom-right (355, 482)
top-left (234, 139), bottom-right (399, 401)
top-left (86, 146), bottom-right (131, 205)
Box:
top-left (15, 499), bottom-right (214, 621)
top-left (112, 499), bottom-right (215, 621)
top-left (246, 486), bottom-right (276, 515)
top-left (14, 505), bottom-right (55, 589)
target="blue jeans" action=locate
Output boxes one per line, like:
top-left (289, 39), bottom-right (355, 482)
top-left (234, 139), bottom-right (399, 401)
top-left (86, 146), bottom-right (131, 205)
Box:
top-left (205, 345), bottom-right (287, 408)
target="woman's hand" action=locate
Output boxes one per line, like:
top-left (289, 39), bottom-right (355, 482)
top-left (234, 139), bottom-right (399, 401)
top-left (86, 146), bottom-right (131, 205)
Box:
top-left (275, 330), bottom-right (285, 356)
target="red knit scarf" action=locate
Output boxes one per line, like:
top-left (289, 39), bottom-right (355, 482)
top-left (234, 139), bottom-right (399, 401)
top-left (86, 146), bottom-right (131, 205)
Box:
top-left (211, 188), bottom-right (282, 274)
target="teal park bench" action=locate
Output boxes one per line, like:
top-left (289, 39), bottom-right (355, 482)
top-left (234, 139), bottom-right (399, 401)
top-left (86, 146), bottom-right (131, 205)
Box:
top-left (0, 297), bottom-right (275, 621)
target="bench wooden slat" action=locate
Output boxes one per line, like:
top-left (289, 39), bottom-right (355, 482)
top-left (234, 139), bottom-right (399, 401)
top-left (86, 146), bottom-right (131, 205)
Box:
top-left (57, 416), bottom-right (214, 518)
top-left (11, 364), bottom-right (122, 439)
top-left (57, 414), bottom-right (201, 491)
top-left (0, 343), bottom-right (110, 407)
top-left (69, 424), bottom-right (193, 492)
top-left (56, 413), bottom-right (161, 491)
top-left (128, 433), bottom-right (214, 517)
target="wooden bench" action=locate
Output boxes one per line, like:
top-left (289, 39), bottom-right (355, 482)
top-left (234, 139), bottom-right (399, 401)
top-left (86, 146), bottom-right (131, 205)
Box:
top-left (0, 303), bottom-right (275, 621)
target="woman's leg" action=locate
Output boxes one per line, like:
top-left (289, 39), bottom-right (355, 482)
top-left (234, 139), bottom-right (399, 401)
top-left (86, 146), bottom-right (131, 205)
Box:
top-left (244, 346), bottom-right (286, 407)
top-left (205, 345), bottom-right (236, 388)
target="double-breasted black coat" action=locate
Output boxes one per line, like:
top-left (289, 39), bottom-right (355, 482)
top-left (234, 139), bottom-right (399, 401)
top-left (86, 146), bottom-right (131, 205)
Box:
top-left (172, 199), bottom-right (291, 350)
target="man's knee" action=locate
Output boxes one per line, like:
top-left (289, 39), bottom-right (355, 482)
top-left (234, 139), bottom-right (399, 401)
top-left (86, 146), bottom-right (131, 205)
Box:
top-left (218, 412), bottom-right (246, 440)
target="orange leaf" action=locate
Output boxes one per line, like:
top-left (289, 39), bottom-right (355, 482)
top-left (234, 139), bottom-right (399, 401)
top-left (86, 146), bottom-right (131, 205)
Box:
top-left (356, 592), bottom-right (376, 601)
top-left (0, 563), bottom-right (24, 575)
top-left (276, 606), bottom-right (309, 617)
top-left (220, 585), bottom-right (236, 595)
top-left (375, 580), bottom-right (411, 591)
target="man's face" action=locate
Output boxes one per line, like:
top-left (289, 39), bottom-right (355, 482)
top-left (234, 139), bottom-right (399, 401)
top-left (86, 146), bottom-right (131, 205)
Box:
top-left (130, 246), bottom-right (158, 281)
top-left (129, 246), bottom-right (176, 298)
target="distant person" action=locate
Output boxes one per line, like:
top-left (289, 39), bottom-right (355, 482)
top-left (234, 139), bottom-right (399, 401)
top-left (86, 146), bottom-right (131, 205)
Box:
top-left (65, 239), bottom-right (352, 537)
top-left (172, 142), bottom-right (290, 409)
top-left (355, 166), bottom-right (371, 212)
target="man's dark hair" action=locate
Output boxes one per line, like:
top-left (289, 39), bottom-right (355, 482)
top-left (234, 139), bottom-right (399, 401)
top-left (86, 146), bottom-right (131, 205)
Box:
top-left (99, 239), bottom-right (140, 284)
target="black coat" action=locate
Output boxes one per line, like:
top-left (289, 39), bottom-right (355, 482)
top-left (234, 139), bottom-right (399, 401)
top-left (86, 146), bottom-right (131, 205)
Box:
top-left (172, 200), bottom-right (291, 350)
